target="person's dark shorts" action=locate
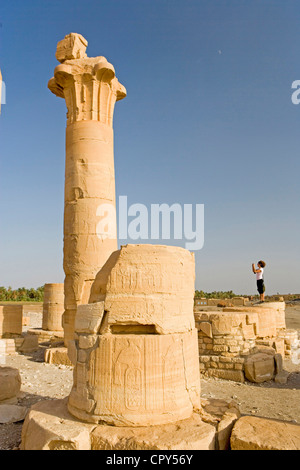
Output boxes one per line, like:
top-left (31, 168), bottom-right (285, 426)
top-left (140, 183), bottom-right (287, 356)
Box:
top-left (257, 279), bottom-right (265, 294)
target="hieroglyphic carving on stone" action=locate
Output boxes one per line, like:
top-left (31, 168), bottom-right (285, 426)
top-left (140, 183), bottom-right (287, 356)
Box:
top-left (113, 338), bottom-right (143, 412)
top-left (67, 244), bottom-right (201, 426)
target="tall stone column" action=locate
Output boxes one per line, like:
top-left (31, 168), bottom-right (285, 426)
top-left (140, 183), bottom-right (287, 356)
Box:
top-left (48, 34), bottom-right (126, 345)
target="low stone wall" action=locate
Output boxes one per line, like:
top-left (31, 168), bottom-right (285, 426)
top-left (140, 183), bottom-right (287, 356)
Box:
top-left (22, 304), bottom-right (43, 315)
top-left (195, 310), bottom-right (255, 382)
top-left (194, 302), bottom-right (296, 383)
top-left (194, 297), bottom-right (249, 308)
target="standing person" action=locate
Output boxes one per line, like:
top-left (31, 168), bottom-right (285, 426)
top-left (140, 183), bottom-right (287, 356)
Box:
top-left (252, 260), bottom-right (266, 302)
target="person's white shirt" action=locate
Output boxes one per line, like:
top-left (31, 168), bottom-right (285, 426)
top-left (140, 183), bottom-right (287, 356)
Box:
top-left (256, 267), bottom-right (264, 280)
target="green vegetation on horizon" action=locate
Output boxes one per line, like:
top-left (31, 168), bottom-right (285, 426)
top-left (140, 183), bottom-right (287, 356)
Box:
top-left (0, 286), bottom-right (44, 302)
top-left (194, 290), bottom-right (237, 299)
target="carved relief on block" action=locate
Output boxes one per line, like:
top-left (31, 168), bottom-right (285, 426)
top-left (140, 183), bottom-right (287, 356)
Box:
top-left (68, 329), bottom-right (200, 426)
top-left (102, 245), bottom-right (196, 335)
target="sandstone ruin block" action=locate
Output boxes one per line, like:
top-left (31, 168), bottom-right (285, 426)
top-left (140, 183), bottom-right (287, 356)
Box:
top-left (224, 303), bottom-right (285, 334)
top-left (195, 301), bottom-right (290, 382)
top-left (55, 33), bottom-right (88, 63)
top-left (0, 367), bottom-right (21, 402)
top-left (21, 398), bottom-right (216, 450)
top-left (75, 302), bottom-right (104, 334)
top-left (69, 329), bottom-right (200, 426)
top-left (91, 412), bottom-right (216, 450)
top-left (258, 301), bottom-right (286, 330)
top-left (18, 335), bottom-right (39, 353)
top-left (244, 352), bottom-right (275, 383)
top-left (21, 398), bottom-right (94, 450)
top-left (103, 244), bottom-right (196, 335)
top-left (231, 416), bottom-right (300, 450)
top-left (44, 347), bottom-right (73, 367)
top-left (0, 305), bottom-right (23, 337)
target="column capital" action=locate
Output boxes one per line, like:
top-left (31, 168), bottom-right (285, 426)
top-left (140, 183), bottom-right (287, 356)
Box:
top-left (48, 34), bottom-right (126, 126)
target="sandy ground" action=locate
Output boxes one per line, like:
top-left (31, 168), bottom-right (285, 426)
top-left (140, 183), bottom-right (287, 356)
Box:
top-left (0, 304), bottom-right (299, 450)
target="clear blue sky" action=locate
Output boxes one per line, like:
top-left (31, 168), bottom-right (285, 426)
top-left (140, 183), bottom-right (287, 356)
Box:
top-left (0, 0), bottom-right (299, 295)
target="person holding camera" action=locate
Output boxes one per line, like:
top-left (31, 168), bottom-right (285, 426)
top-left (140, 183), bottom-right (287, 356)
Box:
top-left (252, 260), bottom-right (266, 302)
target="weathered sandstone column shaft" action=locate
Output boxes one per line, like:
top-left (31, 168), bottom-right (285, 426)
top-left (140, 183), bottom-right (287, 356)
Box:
top-left (42, 283), bottom-right (64, 332)
top-left (48, 34), bottom-right (126, 345)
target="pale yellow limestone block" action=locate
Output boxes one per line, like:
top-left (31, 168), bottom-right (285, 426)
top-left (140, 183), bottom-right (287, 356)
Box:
top-left (75, 302), bottom-right (104, 334)
top-left (103, 244), bottom-right (196, 335)
top-left (0, 306), bottom-right (23, 337)
top-left (209, 312), bottom-right (246, 336)
top-left (244, 352), bottom-right (275, 383)
top-left (55, 33), bottom-right (88, 63)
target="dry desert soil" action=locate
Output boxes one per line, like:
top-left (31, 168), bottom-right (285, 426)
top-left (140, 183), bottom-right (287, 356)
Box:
top-left (0, 303), bottom-right (299, 450)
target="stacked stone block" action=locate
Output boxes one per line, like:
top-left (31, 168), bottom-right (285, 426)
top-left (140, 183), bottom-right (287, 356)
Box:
top-left (195, 302), bottom-right (293, 382)
top-left (0, 305), bottom-right (23, 338)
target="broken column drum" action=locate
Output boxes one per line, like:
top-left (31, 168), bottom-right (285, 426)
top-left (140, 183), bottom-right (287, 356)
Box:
top-left (42, 283), bottom-right (64, 332)
top-left (48, 34), bottom-right (126, 345)
top-left (68, 245), bottom-right (201, 427)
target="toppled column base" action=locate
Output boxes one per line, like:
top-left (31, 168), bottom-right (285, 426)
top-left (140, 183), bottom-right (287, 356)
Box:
top-left (21, 398), bottom-right (217, 450)
top-left (27, 328), bottom-right (64, 344)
